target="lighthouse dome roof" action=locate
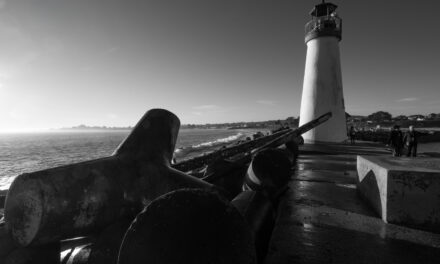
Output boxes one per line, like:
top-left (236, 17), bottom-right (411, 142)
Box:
top-left (310, 1), bottom-right (338, 17)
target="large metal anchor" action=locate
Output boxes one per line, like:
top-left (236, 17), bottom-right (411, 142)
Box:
top-left (4, 109), bottom-right (215, 247)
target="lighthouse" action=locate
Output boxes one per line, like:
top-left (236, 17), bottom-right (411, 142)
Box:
top-left (299, 1), bottom-right (347, 143)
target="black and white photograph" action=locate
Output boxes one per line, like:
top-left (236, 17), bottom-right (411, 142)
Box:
top-left (0, 0), bottom-right (440, 263)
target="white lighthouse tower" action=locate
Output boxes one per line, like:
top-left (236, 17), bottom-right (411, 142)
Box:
top-left (299, 1), bottom-right (347, 143)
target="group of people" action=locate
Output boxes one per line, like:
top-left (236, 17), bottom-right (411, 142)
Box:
top-left (387, 125), bottom-right (419, 157)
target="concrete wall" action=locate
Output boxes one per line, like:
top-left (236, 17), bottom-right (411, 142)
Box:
top-left (299, 36), bottom-right (347, 143)
top-left (357, 156), bottom-right (389, 219)
top-left (357, 155), bottom-right (440, 232)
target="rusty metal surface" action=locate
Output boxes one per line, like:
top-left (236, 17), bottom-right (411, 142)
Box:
top-left (4, 109), bottom-right (214, 247)
top-left (118, 189), bottom-right (256, 264)
top-left (1, 241), bottom-right (59, 264)
top-left (232, 191), bottom-right (275, 263)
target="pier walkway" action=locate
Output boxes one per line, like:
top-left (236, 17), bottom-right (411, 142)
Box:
top-left (266, 142), bottom-right (440, 264)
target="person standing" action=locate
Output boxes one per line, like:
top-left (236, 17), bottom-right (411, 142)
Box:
top-left (387, 125), bottom-right (403, 157)
top-left (403, 125), bottom-right (418, 157)
top-left (349, 126), bottom-right (356, 144)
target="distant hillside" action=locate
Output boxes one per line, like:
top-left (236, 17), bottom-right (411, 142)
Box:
top-left (59, 117), bottom-right (300, 131)
top-left (60, 125), bottom-right (132, 131)
top-left (181, 117), bottom-right (299, 130)
top-left (60, 113), bottom-right (440, 132)
top-left (347, 111), bottom-right (440, 129)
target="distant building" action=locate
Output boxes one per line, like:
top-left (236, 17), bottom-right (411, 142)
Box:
top-left (408, 115), bottom-right (425, 121)
top-left (426, 113), bottom-right (439, 120)
top-left (393, 115), bottom-right (408, 121)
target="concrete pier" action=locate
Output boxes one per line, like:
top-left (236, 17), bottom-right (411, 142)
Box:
top-left (266, 142), bottom-right (440, 264)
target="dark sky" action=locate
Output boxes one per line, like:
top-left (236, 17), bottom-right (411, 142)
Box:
top-left (0, 0), bottom-right (439, 131)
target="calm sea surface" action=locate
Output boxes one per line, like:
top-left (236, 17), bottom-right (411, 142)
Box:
top-left (0, 128), bottom-right (262, 190)
top-left (0, 129), bottom-right (439, 191)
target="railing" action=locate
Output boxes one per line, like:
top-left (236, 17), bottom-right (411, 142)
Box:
top-left (353, 130), bottom-right (438, 144)
top-left (305, 15), bottom-right (342, 38)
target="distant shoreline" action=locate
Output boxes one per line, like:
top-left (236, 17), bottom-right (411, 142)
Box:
top-left (59, 125), bottom-right (132, 131)
top-left (55, 119), bottom-right (440, 132)
top-left (348, 120), bottom-right (440, 130)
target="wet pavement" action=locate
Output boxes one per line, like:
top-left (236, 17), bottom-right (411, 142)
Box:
top-left (265, 142), bottom-right (440, 264)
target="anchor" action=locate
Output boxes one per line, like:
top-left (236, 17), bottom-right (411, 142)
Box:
top-left (4, 109), bottom-right (215, 248)
top-left (118, 148), bottom-right (293, 264)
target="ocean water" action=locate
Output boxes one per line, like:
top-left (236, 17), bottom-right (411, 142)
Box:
top-left (1, 130), bottom-right (439, 191)
top-left (0, 128), bottom-right (262, 190)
